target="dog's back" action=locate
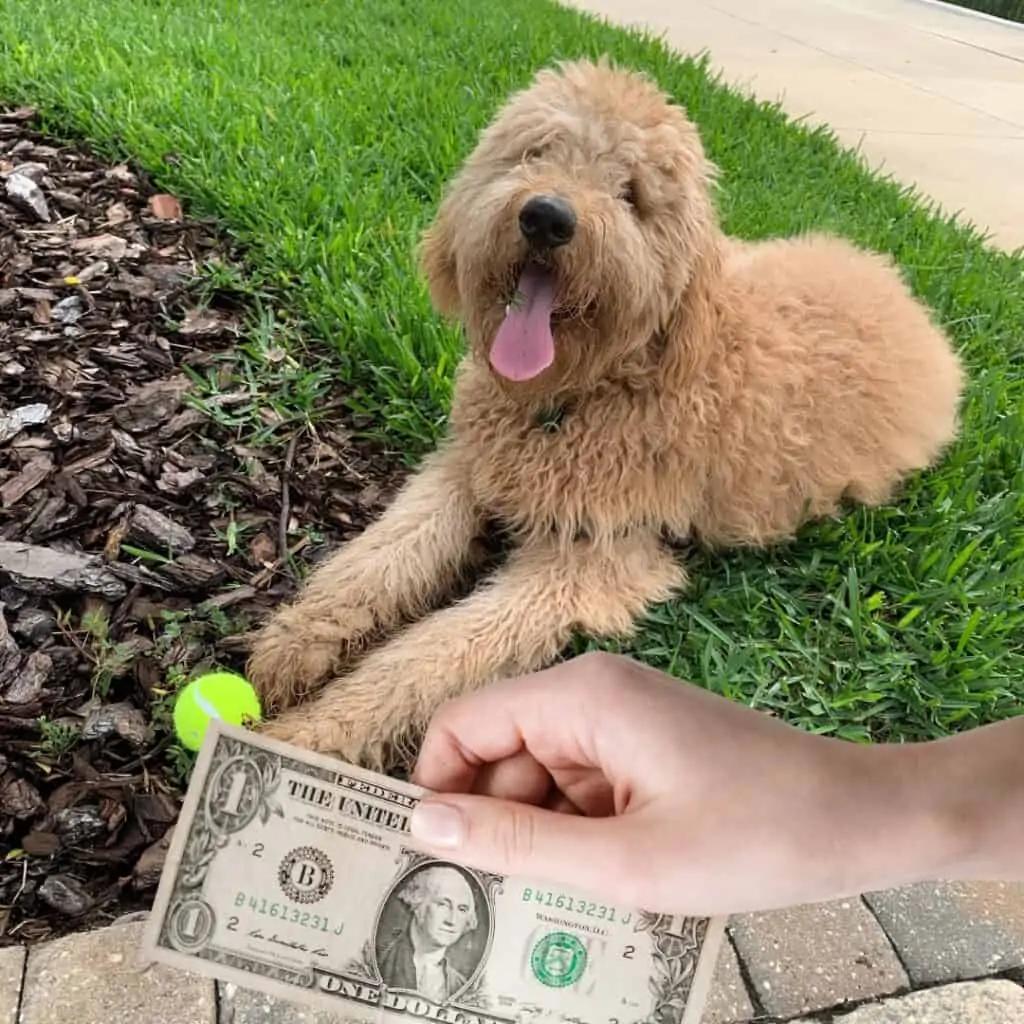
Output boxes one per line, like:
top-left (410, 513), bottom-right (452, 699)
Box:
top-left (690, 232), bottom-right (964, 545)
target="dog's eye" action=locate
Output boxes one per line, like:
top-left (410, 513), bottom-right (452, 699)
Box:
top-left (621, 180), bottom-right (640, 212)
top-left (523, 145), bottom-right (546, 162)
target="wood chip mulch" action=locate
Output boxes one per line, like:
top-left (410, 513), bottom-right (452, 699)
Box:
top-left (0, 105), bottom-right (406, 945)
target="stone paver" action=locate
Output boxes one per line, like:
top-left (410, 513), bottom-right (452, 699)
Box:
top-left (0, 946), bottom-right (25, 1024)
top-left (565, 0), bottom-right (1024, 250)
top-left (791, 978), bottom-right (1024, 1023)
top-left (864, 881), bottom-right (1024, 986)
top-left (219, 937), bottom-right (760, 1024)
top-left (703, 934), bottom-right (757, 1024)
top-left (728, 898), bottom-right (908, 1018)
top-left (218, 983), bottom-right (345, 1023)
top-left (5, 883), bottom-right (1024, 1024)
top-left (20, 917), bottom-right (216, 1024)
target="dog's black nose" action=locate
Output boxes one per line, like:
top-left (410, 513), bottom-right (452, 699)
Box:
top-left (519, 195), bottom-right (576, 249)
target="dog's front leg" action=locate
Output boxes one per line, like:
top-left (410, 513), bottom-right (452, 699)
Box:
top-left (246, 445), bottom-right (481, 712)
top-left (258, 530), bottom-right (687, 770)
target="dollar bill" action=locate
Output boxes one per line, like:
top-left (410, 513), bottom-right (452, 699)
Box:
top-left (142, 721), bottom-right (726, 1024)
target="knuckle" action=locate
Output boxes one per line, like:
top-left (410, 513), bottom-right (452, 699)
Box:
top-left (489, 806), bottom-right (537, 870)
top-left (575, 650), bottom-right (621, 676)
top-left (427, 693), bottom-right (472, 736)
top-left (600, 831), bottom-right (652, 907)
top-left (609, 842), bottom-right (645, 901)
top-left (576, 650), bottom-right (634, 695)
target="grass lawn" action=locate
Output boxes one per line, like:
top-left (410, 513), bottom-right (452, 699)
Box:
top-left (937, 0), bottom-right (1024, 24)
top-left (2, 0), bottom-right (1023, 745)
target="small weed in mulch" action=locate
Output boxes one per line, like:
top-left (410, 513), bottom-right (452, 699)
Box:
top-left (0, 107), bottom-right (405, 944)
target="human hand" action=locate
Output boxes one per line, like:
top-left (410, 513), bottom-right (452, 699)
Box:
top-left (409, 652), bottom-right (955, 916)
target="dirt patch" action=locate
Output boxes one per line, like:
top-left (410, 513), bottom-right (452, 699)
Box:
top-left (0, 106), bottom-right (406, 944)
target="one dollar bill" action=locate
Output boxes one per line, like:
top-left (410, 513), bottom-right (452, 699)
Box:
top-left (142, 721), bottom-right (726, 1024)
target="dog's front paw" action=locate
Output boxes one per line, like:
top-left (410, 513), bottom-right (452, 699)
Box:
top-left (257, 707), bottom-right (386, 770)
top-left (246, 604), bottom-right (375, 712)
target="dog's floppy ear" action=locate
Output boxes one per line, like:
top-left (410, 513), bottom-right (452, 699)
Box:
top-left (418, 191), bottom-right (461, 318)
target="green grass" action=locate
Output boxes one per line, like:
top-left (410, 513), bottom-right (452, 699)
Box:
top-left (937, 0), bottom-right (1024, 23)
top-left (3, 0), bottom-right (1023, 744)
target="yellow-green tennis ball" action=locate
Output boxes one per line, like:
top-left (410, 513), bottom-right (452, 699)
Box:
top-left (173, 671), bottom-right (262, 752)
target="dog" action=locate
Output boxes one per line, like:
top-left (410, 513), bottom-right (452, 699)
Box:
top-left (246, 58), bottom-right (964, 770)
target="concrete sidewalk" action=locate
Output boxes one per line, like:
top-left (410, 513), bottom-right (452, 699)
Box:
top-left (2, 881), bottom-right (1023, 1023)
top-left (564, 0), bottom-right (1024, 252)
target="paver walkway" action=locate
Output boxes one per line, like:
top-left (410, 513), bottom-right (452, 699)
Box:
top-left (2, 882), bottom-right (1023, 1023)
top-left (563, 0), bottom-right (1024, 252)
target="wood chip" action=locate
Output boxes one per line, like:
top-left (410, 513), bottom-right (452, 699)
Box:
top-left (0, 402), bottom-right (50, 444)
top-left (63, 443), bottom-right (114, 475)
top-left (22, 831), bottom-right (60, 856)
top-left (201, 584), bottom-right (258, 611)
top-left (39, 875), bottom-right (94, 917)
top-left (132, 826), bottom-right (174, 890)
top-left (4, 172), bottom-right (50, 221)
top-left (156, 553), bottom-right (224, 589)
top-left (0, 541), bottom-right (127, 600)
top-left (148, 194), bottom-right (182, 220)
top-left (0, 777), bottom-right (44, 819)
top-left (71, 233), bottom-right (128, 260)
top-left (5, 650), bottom-right (52, 704)
top-left (105, 201), bottom-right (131, 225)
top-left (0, 453), bottom-right (54, 508)
top-left (177, 307), bottom-right (236, 336)
top-left (112, 375), bottom-right (191, 433)
top-left (0, 106), bottom-right (38, 122)
top-left (127, 504), bottom-right (196, 556)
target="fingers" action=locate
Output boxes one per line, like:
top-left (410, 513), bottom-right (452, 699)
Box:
top-left (409, 791), bottom-right (638, 902)
top-left (472, 750), bottom-right (553, 805)
top-left (411, 659), bottom-right (600, 792)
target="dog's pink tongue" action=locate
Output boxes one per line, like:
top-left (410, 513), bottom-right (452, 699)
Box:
top-left (490, 265), bottom-right (556, 381)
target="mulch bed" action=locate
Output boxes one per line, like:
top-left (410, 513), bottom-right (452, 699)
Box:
top-left (0, 106), bottom-right (406, 945)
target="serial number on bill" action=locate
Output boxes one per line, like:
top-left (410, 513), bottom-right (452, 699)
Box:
top-left (521, 886), bottom-right (626, 921)
top-left (233, 893), bottom-right (344, 935)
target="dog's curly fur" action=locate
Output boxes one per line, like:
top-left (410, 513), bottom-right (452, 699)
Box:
top-left (247, 59), bottom-right (964, 768)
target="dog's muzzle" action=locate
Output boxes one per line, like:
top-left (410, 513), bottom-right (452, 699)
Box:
top-left (519, 194), bottom-right (576, 250)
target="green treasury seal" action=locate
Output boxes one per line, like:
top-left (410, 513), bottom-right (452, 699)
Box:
top-left (530, 931), bottom-right (587, 988)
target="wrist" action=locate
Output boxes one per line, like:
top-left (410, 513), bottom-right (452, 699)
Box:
top-left (815, 738), bottom-right (972, 898)
top-left (839, 718), bottom-right (1024, 894)
top-left (910, 717), bottom-right (1024, 883)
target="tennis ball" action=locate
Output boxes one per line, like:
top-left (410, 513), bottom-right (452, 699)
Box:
top-left (173, 671), bottom-right (262, 752)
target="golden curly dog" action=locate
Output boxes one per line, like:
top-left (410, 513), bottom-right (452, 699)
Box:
top-left (247, 59), bottom-right (964, 768)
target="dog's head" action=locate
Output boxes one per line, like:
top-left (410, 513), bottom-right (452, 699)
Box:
top-left (419, 58), bottom-right (720, 391)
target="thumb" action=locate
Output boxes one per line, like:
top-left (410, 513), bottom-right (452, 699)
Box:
top-left (410, 794), bottom-right (632, 898)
